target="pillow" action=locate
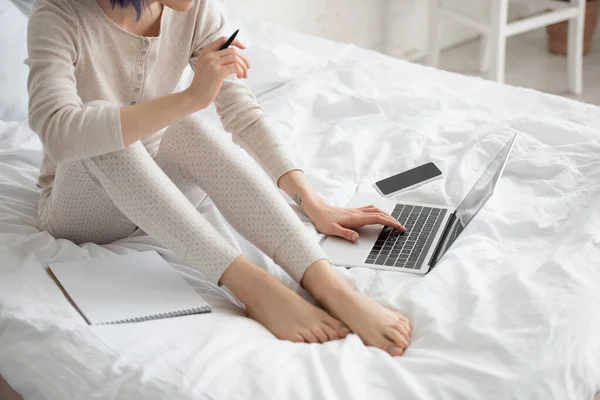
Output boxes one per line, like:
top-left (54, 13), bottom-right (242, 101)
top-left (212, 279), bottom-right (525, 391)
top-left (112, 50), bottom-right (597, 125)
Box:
top-left (0, 0), bottom-right (29, 121)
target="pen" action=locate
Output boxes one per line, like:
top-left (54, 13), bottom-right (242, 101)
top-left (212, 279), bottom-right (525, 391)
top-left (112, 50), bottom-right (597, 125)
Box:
top-left (220, 29), bottom-right (240, 50)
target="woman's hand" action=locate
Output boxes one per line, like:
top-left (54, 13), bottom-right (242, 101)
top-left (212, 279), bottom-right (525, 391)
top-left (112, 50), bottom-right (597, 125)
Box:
top-left (303, 198), bottom-right (406, 242)
top-left (185, 36), bottom-right (251, 110)
top-left (119, 36), bottom-right (250, 146)
top-left (277, 171), bottom-right (405, 242)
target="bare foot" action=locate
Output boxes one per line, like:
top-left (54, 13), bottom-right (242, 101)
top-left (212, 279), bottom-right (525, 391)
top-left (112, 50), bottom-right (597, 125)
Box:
top-left (220, 256), bottom-right (349, 343)
top-left (302, 260), bottom-right (412, 356)
top-left (246, 278), bottom-right (350, 343)
top-left (322, 288), bottom-right (411, 356)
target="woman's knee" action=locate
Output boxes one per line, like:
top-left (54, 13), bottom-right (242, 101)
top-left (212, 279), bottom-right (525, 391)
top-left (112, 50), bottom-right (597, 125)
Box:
top-left (168, 115), bottom-right (215, 136)
top-left (162, 115), bottom-right (231, 153)
top-left (82, 140), bottom-right (156, 182)
top-left (87, 140), bottom-right (148, 165)
top-left (38, 164), bottom-right (137, 245)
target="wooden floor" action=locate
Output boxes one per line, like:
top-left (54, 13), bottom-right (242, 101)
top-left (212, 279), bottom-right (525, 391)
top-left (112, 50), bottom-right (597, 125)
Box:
top-left (424, 27), bottom-right (600, 106)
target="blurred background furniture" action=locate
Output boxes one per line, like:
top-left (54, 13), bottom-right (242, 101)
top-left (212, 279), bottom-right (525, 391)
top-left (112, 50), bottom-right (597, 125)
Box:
top-left (427, 0), bottom-right (587, 94)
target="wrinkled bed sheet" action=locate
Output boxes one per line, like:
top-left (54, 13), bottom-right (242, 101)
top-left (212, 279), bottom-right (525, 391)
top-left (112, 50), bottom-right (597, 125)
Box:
top-left (1, 18), bottom-right (600, 400)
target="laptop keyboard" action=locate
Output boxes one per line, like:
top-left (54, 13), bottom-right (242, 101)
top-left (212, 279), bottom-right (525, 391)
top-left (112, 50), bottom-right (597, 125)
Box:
top-left (364, 204), bottom-right (447, 270)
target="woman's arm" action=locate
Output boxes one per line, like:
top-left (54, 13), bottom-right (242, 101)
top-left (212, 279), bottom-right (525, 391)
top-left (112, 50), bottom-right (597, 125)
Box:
top-left (189, 1), bottom-right (300, 185)
top-left (27, 1), bottom-right (124, 164)
top-left (277, 170), bottom-right (319, 212)
top-left (120, 38), bottom-right (249, 146)
top-left (278, 170), bottom-right (405, 242)
top-left (27, 0), bottom-right (247, 164)
top-left (119, 91), bottom-right (197, 146)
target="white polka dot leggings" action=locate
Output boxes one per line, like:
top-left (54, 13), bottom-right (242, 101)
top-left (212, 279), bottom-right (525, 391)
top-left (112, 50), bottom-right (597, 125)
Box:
top-left (37, 116), bottom-right (327, 284)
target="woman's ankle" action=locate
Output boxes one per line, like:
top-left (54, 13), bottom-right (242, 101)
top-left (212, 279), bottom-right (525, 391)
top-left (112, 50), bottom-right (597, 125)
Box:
top-left (301, 259), bottom-right (352, 306)
top-left (219, 256), bottom-right (280, 310)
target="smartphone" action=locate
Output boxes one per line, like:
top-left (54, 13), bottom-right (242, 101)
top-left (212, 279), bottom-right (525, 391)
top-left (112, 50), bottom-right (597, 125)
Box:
top-left (374, 162), bottom-right (443, 197)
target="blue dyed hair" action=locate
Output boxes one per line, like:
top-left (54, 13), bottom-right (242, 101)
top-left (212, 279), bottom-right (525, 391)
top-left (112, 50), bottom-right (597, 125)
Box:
top-left (110, 0), bottom-right (149, 20)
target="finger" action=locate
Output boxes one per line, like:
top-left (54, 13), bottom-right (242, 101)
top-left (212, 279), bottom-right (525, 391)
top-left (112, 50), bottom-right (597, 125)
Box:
top-left (375, 213), bottom-right (406, 232)
top-left (355, 208), bottom-right (405, 231)
top-left (230, 38), bottom-right (246, 49)
top-left (380, 215), bottom-right (406, 232)
top-left (237, 51), bottom-right (251, 70)
top-left (332, 222), bottom-right (359, 242)
top-left (220, 59), bottom-right (248, 80)
top-left (216, 48), bottom-right (251, 69)
top-left (358, 205), bottom-right (384, 213)
top-left (356, 208), bottom-right (381, 214)
top-left (206, 36), bottom-right (230, 52)
top-left (311, 326), bottom-right (330, 343)
top-left (219, 55), bottom-right (249, 77)
top-left (221, 63), bottom-right (244, 79)
top-left (359, 205), bottom-right (378, 211)
top-left (358, 205), bottom-right (390, 216)
top-left (357, 214), bottom-right (400, 229)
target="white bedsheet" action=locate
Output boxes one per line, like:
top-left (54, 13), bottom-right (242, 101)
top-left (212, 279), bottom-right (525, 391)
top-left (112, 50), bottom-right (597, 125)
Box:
top-left (2, 19), bottom-right (600, 400)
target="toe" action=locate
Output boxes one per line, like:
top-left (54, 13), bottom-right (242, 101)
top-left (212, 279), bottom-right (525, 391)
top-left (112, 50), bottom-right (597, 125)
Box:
top-left (386, 327), bottom-right (409, 349)
top-left (325, 318), bottom-right (350, 338)
top-left (285, 333), bottom-right (305, 343)
top-left (301, 330), bottom-right (320, 344)
top-left (311, 326), bottom-right (330, 343)
top-left (321, 324), bottom-right (340, 341)
top-left (388, 344), bottom-right (405, 357)
top-left (380, 339), bottom-right (405, 357)
top-left (398, 314), bottom-right (411, 326)
top-left (394, 321), bottom-right (411, 341)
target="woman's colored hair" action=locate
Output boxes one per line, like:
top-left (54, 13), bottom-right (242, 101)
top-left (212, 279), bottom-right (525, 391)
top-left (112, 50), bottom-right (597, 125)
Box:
top-left (110, 0), bottom-right (149, 20)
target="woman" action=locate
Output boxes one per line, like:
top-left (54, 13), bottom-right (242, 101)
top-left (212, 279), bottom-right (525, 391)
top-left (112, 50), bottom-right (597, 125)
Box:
top-left (27, 0), bottom-right (412, 355)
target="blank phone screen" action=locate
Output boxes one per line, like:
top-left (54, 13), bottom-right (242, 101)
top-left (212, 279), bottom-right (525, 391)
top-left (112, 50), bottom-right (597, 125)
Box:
top-left (376, 163), bottom-right (442, 195)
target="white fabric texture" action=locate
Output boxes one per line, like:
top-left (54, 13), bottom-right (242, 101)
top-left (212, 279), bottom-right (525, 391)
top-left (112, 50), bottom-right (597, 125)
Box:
top-left (38, 115), bottom-right (325, 284)
top-left (1, 18), bottom-right (600, 400)
top-left (0, 0), bottom-right (29, 121)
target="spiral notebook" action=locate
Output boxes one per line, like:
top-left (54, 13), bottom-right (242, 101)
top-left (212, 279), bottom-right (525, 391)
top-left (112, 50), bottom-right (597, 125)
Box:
top-left (48, 251), bottom-right (211, 325)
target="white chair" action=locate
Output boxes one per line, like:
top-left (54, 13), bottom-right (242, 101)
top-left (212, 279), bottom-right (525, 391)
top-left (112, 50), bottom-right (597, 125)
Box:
top-left (427, 0), bottom-right (586, 94)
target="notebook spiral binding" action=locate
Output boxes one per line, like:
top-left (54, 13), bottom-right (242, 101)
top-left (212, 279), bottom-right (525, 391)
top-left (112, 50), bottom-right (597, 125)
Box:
top-left (99, 306), bottom-right (211, 325)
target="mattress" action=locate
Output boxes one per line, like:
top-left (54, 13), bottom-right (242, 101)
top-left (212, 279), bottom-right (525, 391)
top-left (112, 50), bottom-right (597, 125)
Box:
top-left (1, 18), bottom-right (600, 400)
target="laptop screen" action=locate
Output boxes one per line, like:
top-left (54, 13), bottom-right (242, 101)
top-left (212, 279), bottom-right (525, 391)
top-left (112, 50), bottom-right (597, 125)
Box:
top-left (433, 134), bottom-right (517, 264)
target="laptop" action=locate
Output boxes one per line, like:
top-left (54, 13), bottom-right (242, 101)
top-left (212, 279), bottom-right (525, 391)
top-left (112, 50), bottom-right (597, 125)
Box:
top-left (322, 133), bottom-right (517, 274)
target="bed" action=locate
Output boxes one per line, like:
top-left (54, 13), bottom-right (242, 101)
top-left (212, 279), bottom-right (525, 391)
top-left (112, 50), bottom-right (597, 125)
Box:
top-left (1, 1), bottom-right (600, 398)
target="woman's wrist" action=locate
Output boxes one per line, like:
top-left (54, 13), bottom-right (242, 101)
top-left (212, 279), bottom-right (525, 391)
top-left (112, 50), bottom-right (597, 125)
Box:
top-left (277, 170), bottom-right (331, 222)
top-left (299, 191), bottom-right (326, 218)
top-left (181, 88), bottom-right (207, 114)
top-left (287, 182), bottom-right (324, 217)
top-left (277, 170), bottom-right (332, 224)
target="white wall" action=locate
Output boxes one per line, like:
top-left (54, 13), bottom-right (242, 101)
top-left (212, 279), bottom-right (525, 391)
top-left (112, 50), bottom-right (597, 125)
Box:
top-left (222, 0), bottom-right (483, 60)
top-left (222, 0), bottom-right (382, 50)
top-left (383, 0), bottom-right (486, 60)
top-left (222, 1), bottom-right (537, 61)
